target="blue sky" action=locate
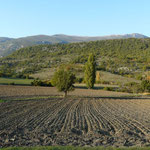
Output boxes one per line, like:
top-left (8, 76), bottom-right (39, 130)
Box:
top-left (0, 0), bottom-right (150, 38)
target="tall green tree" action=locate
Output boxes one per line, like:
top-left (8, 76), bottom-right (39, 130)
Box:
top-left (51, 68), bottom-right (76, 97)
top-left (84, 53), bottom-right (96, 89)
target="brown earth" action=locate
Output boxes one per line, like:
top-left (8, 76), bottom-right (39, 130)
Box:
top-left (0, 85), bottom-right (131, 99)
top-left (0, 85), bottom-right (150, 147)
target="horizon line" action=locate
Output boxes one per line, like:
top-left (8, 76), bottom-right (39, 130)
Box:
top-left (0, 32), bottom-right (149, 39)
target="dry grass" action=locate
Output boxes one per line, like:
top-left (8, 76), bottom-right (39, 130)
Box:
top-left (100, 71), bottom-right (140, 84)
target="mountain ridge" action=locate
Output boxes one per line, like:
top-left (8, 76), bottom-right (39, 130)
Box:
top-left (0, 33), bottom-right (149, 56)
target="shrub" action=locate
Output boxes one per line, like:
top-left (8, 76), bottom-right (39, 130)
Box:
top-left (103, 87), bottom-right (114, 91)
top-left (97, 80), bottom-right (111, 84)
top-left (141, 80), bottom-right (150, 92)
top-left (76, 77), bottom-right (83, 83)
top-left (119, 82), bottom-right (142, 93)
top-left (8, 82), bottom-right (15, 85)
top-left (31, 79), bottom-right (52, 87)
top-left (51, 68), bottom-right (76, 97)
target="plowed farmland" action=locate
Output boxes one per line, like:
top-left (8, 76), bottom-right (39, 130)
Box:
top-left (0, 86), bottom-right (150, 147)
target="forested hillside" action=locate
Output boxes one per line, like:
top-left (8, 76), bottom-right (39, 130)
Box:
top-left (0, 33), bottom-right (148, 56)
top-left (1, 38), bottom-right (150, 79)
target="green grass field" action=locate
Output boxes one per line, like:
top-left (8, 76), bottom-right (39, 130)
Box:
top-left (99, 71), bottom-right (140, 85)
top-left (0, 78), bottom-right (33, 85)
top-left (0, 99), bottom-right (6, 103)
top-left (1, 146), bottom-right (150, 150)
top-left (31, 68), bottom-right (140, 86)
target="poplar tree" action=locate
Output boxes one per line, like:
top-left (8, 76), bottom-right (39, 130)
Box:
top-left (84, 53), bottom-right (96, 89)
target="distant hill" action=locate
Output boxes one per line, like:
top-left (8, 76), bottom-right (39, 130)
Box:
top-left (0, 33), bottom-right (149, 56)
top-left (0, 37), bottom-right (13, 43)
top-left (1, 38), bottom-right (150, 80)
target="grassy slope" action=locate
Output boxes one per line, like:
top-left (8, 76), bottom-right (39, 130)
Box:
top-left (30, 67), bottom-right (140, 85)
top-left (0, 38), bottom-right (148, 87)
top-left (0, 78), bottom-right (33, 85)
top-left (100, 71), bottom-right (140, 84)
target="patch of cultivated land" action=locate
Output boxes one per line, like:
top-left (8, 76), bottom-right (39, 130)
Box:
top-left (0, 85), bottom-right (130, 99)
top-left (0, 86), bottom-right (150, 147)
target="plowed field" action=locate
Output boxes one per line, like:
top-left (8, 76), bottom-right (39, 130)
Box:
top-left (1, 97), bottom-right (150, 147)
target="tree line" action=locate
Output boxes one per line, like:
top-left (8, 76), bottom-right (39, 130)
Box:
top-left (49, 53), bottom-right (150, 97)
top-left (51, 53), bottom-right (96, 97)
